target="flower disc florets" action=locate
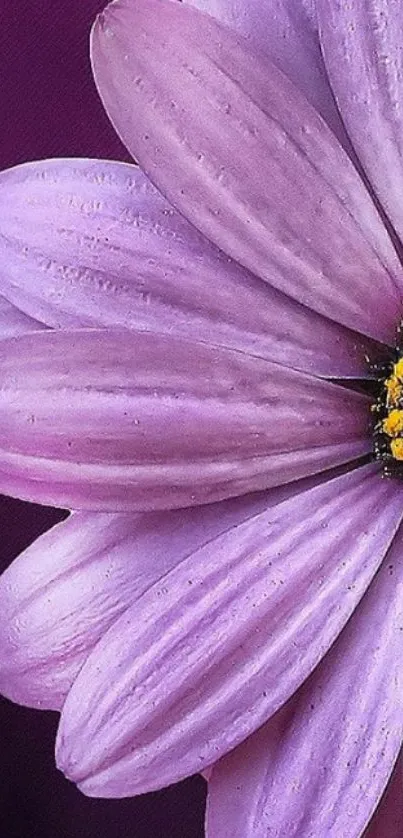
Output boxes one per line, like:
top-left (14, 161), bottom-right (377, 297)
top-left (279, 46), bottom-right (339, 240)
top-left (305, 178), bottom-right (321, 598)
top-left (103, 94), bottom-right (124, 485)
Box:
top-left (373, 333), bottom-right (403, 474)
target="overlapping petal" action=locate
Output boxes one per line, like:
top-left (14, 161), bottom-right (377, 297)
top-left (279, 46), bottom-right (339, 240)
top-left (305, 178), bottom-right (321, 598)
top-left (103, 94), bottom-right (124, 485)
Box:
top-left (0, 158), bottom-right (375, 378)
top-left (186, 0), bottom-right (348, 144)
top-left (91, 0), bottom-right (403, 343)
top-left (317, 0), bottom-right (403, 245)
top-left (0, 489), bottom-right (293, 710)
top-left (55, 465), bottom-right (403, 796)
top-left (206, 528), bottom-right (403, 837)
top-left (0, 295), bottom-right (45, 339)
top-left (0, 470), bottom-right (338, 711)
top-left (0, 329), bottom-right (370, 510)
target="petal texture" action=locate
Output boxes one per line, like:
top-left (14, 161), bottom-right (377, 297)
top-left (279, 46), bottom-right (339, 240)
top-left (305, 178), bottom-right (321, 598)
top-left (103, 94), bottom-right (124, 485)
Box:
top-left (0, 489), bottom-right (292, 710)
top-left (186, 0), bottom-right (347, 144)
top-left (206, 527), bottom-right (403, 837)
top-left (0, 158), bottom-right (374, 379)
top-left (91, 0), bottom-right (403, 344)
top-left (0, 329), bottom-right (370, 510)
top-left (55, 465), bottom-right (403, 796)
top-left (317, 0), bottom-right (403, 249)
top-left (0, 472), bottom-right (331, 711)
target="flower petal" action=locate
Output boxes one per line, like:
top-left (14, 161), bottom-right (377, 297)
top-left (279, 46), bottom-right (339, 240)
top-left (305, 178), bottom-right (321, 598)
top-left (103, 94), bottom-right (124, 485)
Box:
top-left (317, 0), bottom-right (403, 250)
top-left (0, 468), bottom-right (350, 711)
top-left (186, 0), bottom-right (347, 144)
top-left (0, 329), bottom-right (370, 510)
top-left (0, 489), bottom-right (293, 710)
top-left (55, 465), bottom-right (403, 796)
top-left (0, 158), bottom-right (375, 379)
top-left (206, 527), bottom-right (403, 837)
top-left (91, 0), bottom-right (403, 344)
top-left (0, 295), bottom-right (45, 338)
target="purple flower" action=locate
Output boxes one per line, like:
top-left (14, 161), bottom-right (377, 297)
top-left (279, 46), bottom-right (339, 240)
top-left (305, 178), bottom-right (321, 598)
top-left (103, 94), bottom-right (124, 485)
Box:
top-left (0, 0), bottom-right (403, 835)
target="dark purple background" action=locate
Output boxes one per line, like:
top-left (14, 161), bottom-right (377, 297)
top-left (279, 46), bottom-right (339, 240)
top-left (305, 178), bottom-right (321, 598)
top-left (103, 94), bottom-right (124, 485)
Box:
top-left (0, 1), bottom-right (205, 834)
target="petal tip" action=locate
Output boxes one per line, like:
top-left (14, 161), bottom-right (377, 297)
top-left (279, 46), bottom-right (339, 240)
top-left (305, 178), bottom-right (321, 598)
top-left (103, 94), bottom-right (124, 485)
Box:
top-left (55, 735), bottom-right (80, 784)
top-left (93, 11), bottom-right (114, 38)
top-left (94, 0), bottom-right (124, 31)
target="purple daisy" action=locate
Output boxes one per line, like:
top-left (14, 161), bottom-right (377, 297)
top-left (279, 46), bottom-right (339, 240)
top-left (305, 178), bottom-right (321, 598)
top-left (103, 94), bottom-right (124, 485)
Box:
top-left (0, 0), bottom-right (403, 834)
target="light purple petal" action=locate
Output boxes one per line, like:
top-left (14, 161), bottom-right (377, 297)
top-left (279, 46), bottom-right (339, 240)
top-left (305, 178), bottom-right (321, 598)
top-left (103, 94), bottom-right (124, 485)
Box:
top-left (55, 465), bottom-right (403, 796)
top-left (186, 0), bottom-right (349, 146)
top-left (91, 0), bottom-right (403, 345)
top-left (206, 527), bottom-right (403, 837)
top-left (0, 329), bottom-right (370, 510)
top-left (0, 488), bottom-right (299, 711)
top-left (317, 0), bottom-right (403, 252)
top-left (364, 750), bottom-right (403, 838)
top-left (0, 472), bottom-right (335, 711)
top-left (0, 295), bottom-right (45, 338)
top-left (0, 158), bottom-right (375, 379)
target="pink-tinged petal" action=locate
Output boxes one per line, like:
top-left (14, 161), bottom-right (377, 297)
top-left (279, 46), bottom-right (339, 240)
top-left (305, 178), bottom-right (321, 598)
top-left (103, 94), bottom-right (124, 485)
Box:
top-left (55, 465), bottom-right (403, 796)
top-left (91, 0), bottom-right (403, 345)
top-left (186, 0), bottom-right (348, 146)
top-left (0, 488), bottom-right (294, 711)
top-left (0, 329), bottom-right (370, 511)
top-left (0, 472), bottom-right (337, 711)
top-left (0, 158), bottom-right (376, 380)
top-left (0, 295), bottom-right (45, 339)
top-left (206, 527), bottom-right (403, 838)
top-left (317, 0), bottom-right (403, 252)
top-left (364, 750), bottom-right (403, 838)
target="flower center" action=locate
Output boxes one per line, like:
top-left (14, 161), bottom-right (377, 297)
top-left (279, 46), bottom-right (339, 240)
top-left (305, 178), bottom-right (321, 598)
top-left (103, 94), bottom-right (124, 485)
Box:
top-left (373, 356), bottom-right (403, 475)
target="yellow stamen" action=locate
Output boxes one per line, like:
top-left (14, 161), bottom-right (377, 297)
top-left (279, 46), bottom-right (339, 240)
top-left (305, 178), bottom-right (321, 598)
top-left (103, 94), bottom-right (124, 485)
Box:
top-left (383, 409), bottom-right (403, 438)
top-left (384, 374), bottom-right (403, 408)
top-left (391, 438), bottom-right (403, 460)
top-left (394, 358), bottom-right (403, 380)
